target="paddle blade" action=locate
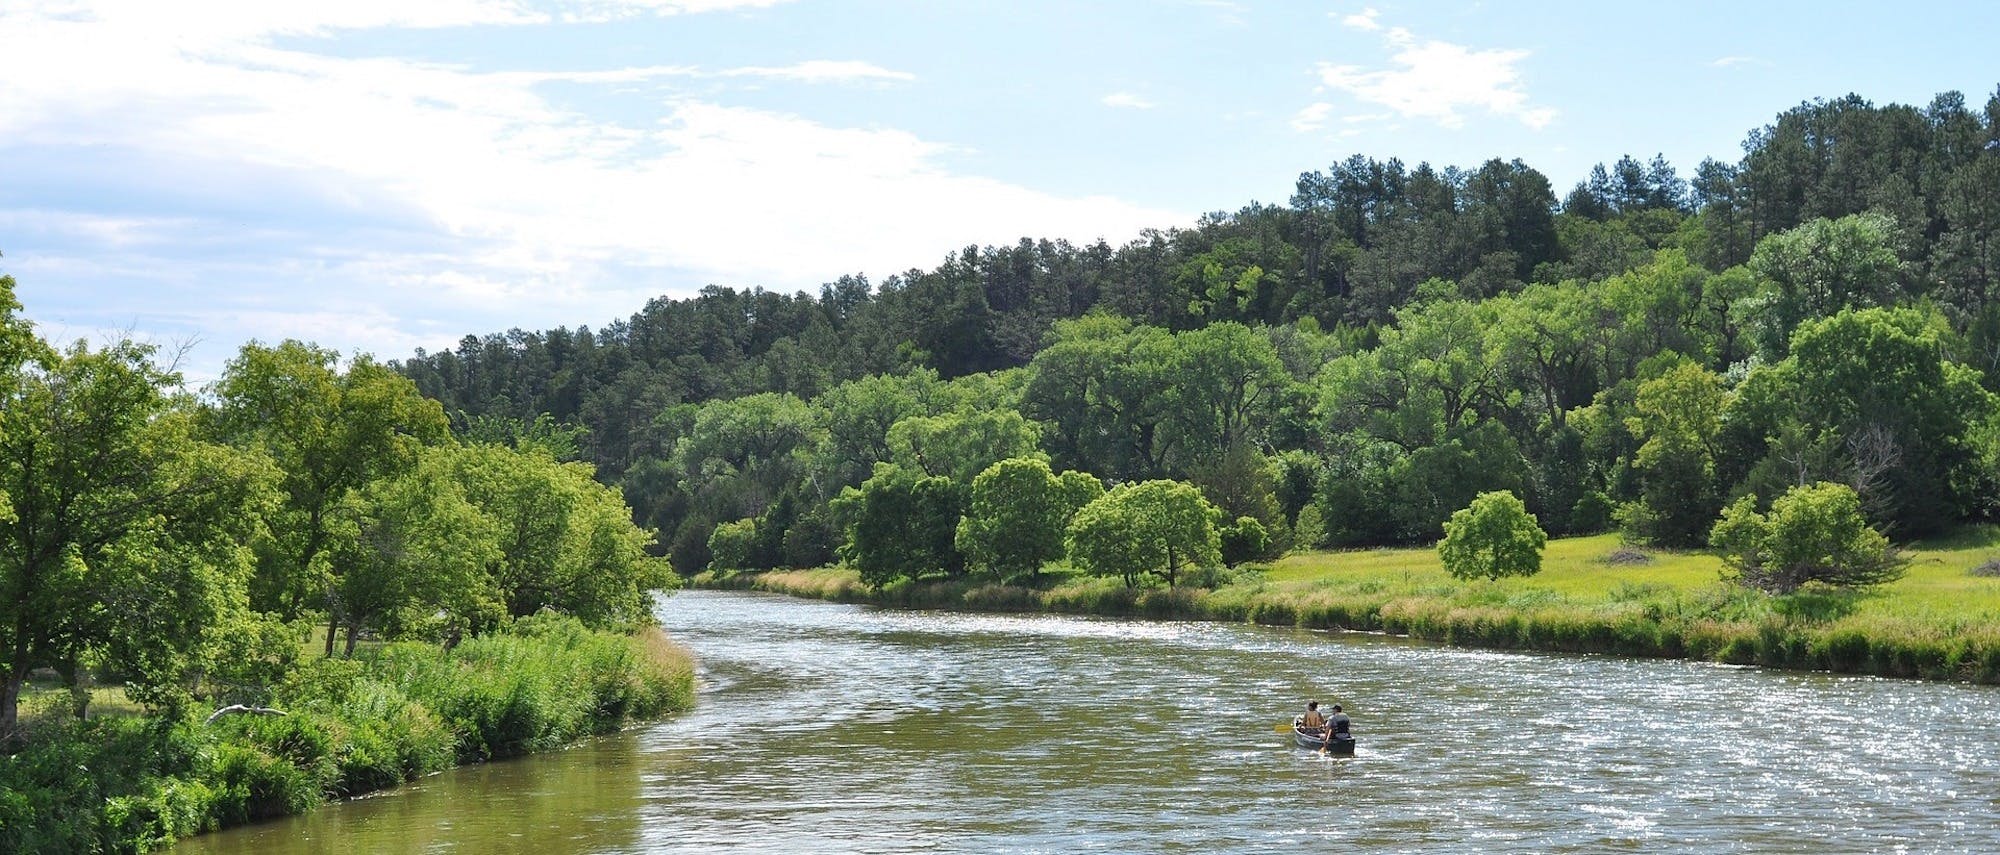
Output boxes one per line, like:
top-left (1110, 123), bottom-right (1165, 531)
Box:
top-left (1274, 722), bottom-right (1293, 733)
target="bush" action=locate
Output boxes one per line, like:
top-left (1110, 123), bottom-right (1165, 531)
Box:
top-left (1710, 482), bottom-right (1908, 593)
top-left (1219, 516), bottom-right (1271, 567)
top-left (1569, 491), bottom-right (1616, 535)
top-left (0, 618), bottom-right (697, 852)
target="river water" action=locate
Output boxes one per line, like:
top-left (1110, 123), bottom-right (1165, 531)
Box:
top-left (174, 589), bottom-right (2000, 853)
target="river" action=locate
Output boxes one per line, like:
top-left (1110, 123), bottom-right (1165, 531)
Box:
top-left (174, 589), bottom-right (2000, 853)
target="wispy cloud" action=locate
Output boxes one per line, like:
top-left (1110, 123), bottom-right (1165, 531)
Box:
top-left (1101, 92), bottom-right (1157, 110)
top-left (1187, 0), bottom-right (1247, 27)
top-left (1709, 55), bottom-right (1767, 68)
top-left (0, 0), bottom-right (1180, 372)
top-left (1312, 17), bottom-right (1555, 130)
top-left (1291, 102), bottom-right (1333, 132)
top-left (719, 60), bottom-right (914, 83)
top-left (1339, 7), bottom-right (1381, 31)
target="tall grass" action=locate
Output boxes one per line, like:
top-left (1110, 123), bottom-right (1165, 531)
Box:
top-left (0, 616), bottom-right (696, 854)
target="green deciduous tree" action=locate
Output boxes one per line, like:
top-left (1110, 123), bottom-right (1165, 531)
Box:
top-left (707, 518), bottom-right (758, 571)
top-left (326, 449), bottom-right (502, 655)
top-left (954, 458), bottom-right (1099, 583)
top-left (445, 443), bottom-right (669, 624)
top-left (1623, 361), bottom-right (1726, 546)
top-left (1728, 307), bottom-right (1998, 536)
top-left (1438, 490), bottom-right (1547, 581)
top-left (835, 465), bottom-right (966, 586)
top-left (1066, 480), bottom-right (1221, 588)
top-left (1710, 481), bottom-right (1907, 594)
top-left (886, 408), bottom-right (1043, 484)
top-left (208, 341), bottom-right (450, 653)
top-left (1747, 213), bottom-right (1905, 359)
top-left (1, 327), bottom-right (273, 735)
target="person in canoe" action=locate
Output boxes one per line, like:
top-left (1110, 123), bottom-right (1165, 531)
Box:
top-left (1300, 700), bottom-right (1328, 736)
top-left (1314, 703), bottom-right (1353, 754)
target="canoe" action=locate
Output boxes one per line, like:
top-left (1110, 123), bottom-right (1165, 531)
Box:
top-left (1292, 715), bottom-right (1356, 755)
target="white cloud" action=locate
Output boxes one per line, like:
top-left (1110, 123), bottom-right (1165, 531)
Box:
top-left (719, 60), bottom-right (915, 83)
top-left (1187, 0), bottom-right (1247, 27)
top-left (1290, 102), bottom-right (1333, 132)
top-left (0, 0), bottom-right (1181, 373)
top-left (1313, 16), bottom-right (1555, 130)
top-left (1709, 55), bottom-right (1766, 68)
top-left (1101, 92), bottom-right (1156, 110)
top-left (552, 0), bottom-right (797, 22)
top-left (1339, 7), bottom-right (1380, 31)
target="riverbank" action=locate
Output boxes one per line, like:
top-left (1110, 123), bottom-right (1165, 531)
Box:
top-left (699, 531), bottom-right (2000, 684)
top-left (0, 616), bottom-right (696, 854)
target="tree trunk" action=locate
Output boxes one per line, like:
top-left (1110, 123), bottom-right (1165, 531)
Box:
top-left (2, 631), bottom-right (28, 742)
top-left (343, 623), bottom-right (360, 658)
top-left (56, 659), bottom-right (90, 720)
top-left (0, 671), bottom-right (22, 743)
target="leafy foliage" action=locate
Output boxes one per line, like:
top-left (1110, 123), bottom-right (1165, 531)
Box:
top-left (836, 465), bottom-right (966, 585)
top-left (1066, 480), bottom-right (1222, 588)
top-left (1710, 482), bottom-right (1909, 594)
top-left (1438, 491), bottom-right (1548, 581)
top-left (954, 458), bottom-right (1097, 582)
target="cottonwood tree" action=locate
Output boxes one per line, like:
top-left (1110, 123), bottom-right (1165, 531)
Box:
top-left (1438, 490), bottom-right (1547, 581)
top-left (1066, 480), bottom-right (1221, 588)
top-left (207, 341), bottom-right (450, 655)
top-left (835, 464), bottom-right (965, 586)
top-left (0, 316), bottom-right (272, 735)
top-left (445, 442), bottom-right (669, 625)
top-left (954, 458), bottom-right (1100, 583)
top-left (1623, 361), bottom-right (1726, 546)
top-left (325, 450), bottom-right (501, 655)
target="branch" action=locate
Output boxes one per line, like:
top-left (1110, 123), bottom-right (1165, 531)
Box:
top-left (204, 703), bottom-right (288, 725)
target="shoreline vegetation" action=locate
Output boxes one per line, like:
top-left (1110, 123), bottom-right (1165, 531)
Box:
top-left (0, 616), bottom-right (695, 855)
top-left (698, 531), bottom-right (2000, 685)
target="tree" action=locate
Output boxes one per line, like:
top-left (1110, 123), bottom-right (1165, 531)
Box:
top-left (886, 408), bottom-right (1043, 484)
top-left (445, 443), bottom-right (669, 624)
top-left (1218, 516), bottom-right (1271, 567)
top-left (326, 450), bottom-right (503, 655)
top-left (1784, 307), bottom-right (1992, 535)
top-left (1623, 361), bottom-right (1726, 546)
top-left (1021, 316), bottom-right (1180, 480)
top-left (810, 369), bottom-right (940, 494)
top-left (955, 458), bottom-right (1097, 583)
top-left (707, 518), bottom-right (758, 571)
top-left (836, 465), bottom-right (965, 586)
top-left (1066, 480), bottom-right (1221, 588)
top-left (1166, 322), bottom-right (1290, 467)
top-left (1318, 297), bottom-right (1502, 449)
top-left (208, 341), bottom-right (450, 654)
top-left (1710, 482), bottom-right (1907, 594)
top-left (1438, 490), bottom-right (1547, 581)
top-left (1746, 213), bottom-right (1905, 359)
top-left (1, 331), bottom-right (273, 735)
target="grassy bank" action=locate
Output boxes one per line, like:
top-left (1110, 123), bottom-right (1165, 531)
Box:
top-left (703, 530), bottom-right (2000, 684)
top-left (0, 615), bottom-right (696, 854)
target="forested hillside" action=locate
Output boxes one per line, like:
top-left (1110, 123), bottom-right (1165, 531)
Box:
top-left (396, 87), bottom-right (2000, 579)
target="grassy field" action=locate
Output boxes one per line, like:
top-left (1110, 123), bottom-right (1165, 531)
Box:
top-left (1265, 529), bottom-right (2000, 621)
top-left (711, 527), bottom-right (2000, 684)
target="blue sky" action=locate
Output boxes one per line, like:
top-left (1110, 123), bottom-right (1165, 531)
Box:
top-left (3, 0), bottom-right (1997, 381)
